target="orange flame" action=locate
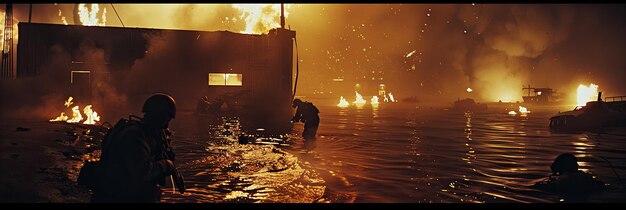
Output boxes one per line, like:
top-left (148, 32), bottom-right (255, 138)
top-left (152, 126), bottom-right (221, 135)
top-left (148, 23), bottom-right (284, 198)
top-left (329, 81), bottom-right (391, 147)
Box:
top-left (466, 88), bottom-right (473, 93)
top-left (66, 106), bottom-right (83, 123)
top-left (49, 96), bottom-right (102, 125)
top-left (82, 105), bottom-right (100, 125)
top-left (576, 83), bottom-right (599, 106)
top-left (49, 112), bottom-right (69, 122)
top-left (78, 4), bottom-right (107, 26)
top-left (64, 96), bottom-right (74, 107)
top-left (508, 110), bottom-right (517, 115)
top-left (232, 4), bottom-right (290, 34)
top-left (354, 91), bottom-right (366, 106)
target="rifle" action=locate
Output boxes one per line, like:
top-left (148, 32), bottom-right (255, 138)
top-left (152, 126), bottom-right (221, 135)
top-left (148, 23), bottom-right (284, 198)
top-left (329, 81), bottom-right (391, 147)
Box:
top-left (162, 129), bottom-right (186, 194)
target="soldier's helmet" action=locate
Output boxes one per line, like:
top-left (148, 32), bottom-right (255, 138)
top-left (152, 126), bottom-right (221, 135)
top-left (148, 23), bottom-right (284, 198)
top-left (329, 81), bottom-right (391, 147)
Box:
top-left (142, 93), bottom-right (177, 119)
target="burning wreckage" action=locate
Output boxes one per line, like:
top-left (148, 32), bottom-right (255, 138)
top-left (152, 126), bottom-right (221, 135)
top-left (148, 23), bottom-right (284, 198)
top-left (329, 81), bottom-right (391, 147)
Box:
top-left (17, 22), bottom-right (297, 127)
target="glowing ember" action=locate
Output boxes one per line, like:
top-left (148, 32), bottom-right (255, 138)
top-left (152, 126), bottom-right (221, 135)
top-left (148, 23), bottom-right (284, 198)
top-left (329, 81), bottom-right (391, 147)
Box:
top-left (405, 50), bottom-right (416, 58)
top-left (66, 106), bottom-right (84, 123)
top-left (537, 91), bottom-right (542, 96)
top-left (518, 106), bottom-right (530, 115)
top-left (388, 92), bottom-right (396, 102)
top-left (78, 4), bottom-right (107, 26)
top-left (58, 9), bottom-right (68, 25)
top-left (337, 96), bottom-right (349, 107)
top-left (232, 4), bottom-right (290, 34)
top-left (577, 83), bottom-right (599, 106)
top-left (508, 111), bottom-right (517, 115)
top-left (466, 88), bottom-right (473, 93)
top-left (354, 91), bottom-right (366, 105)
top-left (371, 96), bottom-right (379, 105)
top-left (64, 96), bottom-right (74, 107)
top-left (82, 105), bottom-right (101, 125)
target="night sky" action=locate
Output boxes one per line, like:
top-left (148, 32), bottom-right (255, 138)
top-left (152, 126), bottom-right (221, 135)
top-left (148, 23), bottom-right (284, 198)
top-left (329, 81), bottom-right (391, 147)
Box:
top-left (3, 4), bottom-right (626, 104)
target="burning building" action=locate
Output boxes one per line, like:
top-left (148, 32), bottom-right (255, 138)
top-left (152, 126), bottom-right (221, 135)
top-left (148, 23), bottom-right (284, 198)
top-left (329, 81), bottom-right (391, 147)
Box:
top-left (16, 22), bottom-right (296, 124)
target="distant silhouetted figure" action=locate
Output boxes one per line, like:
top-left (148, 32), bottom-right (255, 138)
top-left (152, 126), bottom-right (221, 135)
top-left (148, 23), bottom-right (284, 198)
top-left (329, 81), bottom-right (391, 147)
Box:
top-left (291, 99), bottom-right (320, 139)
top-left (533, 153), bottom-right (605, 201)
top-left (91, 93), bottom-right (181, 203)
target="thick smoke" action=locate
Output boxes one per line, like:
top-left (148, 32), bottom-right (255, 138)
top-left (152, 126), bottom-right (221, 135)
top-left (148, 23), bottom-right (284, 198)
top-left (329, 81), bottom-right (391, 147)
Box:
top-left (2, 4), bottom-right (626, 114)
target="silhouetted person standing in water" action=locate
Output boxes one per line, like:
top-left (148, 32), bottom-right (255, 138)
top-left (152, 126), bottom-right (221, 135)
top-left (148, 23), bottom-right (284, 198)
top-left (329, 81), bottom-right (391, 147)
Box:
top-left (533, 153), bottom-right (605, 201)
top-left (91, 93), bottom-right (179, 203)
top-left (291, 99), bottom-right (320, 139)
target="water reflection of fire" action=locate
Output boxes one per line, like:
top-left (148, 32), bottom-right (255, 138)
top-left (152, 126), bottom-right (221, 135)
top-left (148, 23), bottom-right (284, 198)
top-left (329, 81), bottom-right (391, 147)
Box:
top-left (50, 96), bottom-right (101, 125)
top-left (577, 83), bottom-right (599, 106)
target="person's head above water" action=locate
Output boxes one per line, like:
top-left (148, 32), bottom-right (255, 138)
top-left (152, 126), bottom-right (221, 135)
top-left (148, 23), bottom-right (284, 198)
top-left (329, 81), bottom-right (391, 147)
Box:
top-left (292, 98), bottom-right (303, 108)
top-left (551, 153), bottom-right (579, 175)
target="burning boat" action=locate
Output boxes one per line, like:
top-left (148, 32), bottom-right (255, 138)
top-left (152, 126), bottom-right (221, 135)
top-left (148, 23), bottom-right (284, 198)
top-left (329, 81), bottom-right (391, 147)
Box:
top-left (549, 92), bottom-right (626, 133)
top-left (522, 85), bottom-right (563, 105)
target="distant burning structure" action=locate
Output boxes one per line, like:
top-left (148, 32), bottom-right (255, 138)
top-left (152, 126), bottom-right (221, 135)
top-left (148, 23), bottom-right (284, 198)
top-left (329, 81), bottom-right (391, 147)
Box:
top-left (522, 85), bottom-right (562, 105)
top-left (17, 22), bottom-right (296, 123)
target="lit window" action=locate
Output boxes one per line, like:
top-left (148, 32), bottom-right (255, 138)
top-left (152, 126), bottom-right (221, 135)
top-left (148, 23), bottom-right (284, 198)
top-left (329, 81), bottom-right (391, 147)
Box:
top-left (208, 73), bottom-right (242, 86)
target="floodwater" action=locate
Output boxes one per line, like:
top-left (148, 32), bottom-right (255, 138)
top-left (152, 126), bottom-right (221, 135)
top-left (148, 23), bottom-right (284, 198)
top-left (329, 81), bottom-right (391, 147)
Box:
top-left (161, 101), bottom-right (626, 203)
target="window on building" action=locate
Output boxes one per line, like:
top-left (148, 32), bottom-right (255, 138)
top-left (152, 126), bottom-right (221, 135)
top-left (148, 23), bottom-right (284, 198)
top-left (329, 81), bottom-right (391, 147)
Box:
top-left (208, 73), bottom-right (243, 86)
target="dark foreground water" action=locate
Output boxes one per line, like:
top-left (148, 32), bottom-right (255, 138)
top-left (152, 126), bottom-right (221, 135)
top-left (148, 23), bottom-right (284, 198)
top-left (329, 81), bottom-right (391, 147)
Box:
top-left (161, 101), bottom-right (626, 203)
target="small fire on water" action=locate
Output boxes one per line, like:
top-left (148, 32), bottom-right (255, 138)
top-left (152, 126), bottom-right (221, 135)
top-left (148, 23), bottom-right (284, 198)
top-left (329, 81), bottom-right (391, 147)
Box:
top-left (50, 96), bottom-right (101, 125)
top-left (508, 106), bottom-right (530, 116)
top-left (371, 96), bottom-right (379, 105)
top-left (388, 92), bottom-right (397, 102)
top-left (354, 91), bottom-right (366, 106)
top-left (337, 96), bottom-right (349, 107)
top-left (577, 83), bottom-right (599, 106)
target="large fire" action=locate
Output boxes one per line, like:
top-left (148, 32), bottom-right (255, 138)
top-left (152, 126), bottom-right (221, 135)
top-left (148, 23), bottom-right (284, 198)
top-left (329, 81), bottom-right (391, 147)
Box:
top-left (77, 4), bottom-right (107, 26)
top-left (337, 96), bottom-right (349, 107)
top-left (50, 96), bottom-right (101, 125)
top-left (577, 83), bottom-right (599, 106)
top-left (232, 4), bottom-right (291, 34)
top-left (354, 91), bottom-right (366, 106)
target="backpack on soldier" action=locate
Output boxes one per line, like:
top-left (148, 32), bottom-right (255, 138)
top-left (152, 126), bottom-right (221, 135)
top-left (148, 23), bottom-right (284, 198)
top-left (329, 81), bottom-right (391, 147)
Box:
top-left (77, 115), bottom-right (142, 190)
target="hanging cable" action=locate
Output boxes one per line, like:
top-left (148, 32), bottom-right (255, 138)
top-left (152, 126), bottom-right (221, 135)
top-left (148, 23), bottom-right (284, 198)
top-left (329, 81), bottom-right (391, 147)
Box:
top-left (110, 4), bottom-right (125, 28)
top-left (292, 36), bottom-right (299, 98)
